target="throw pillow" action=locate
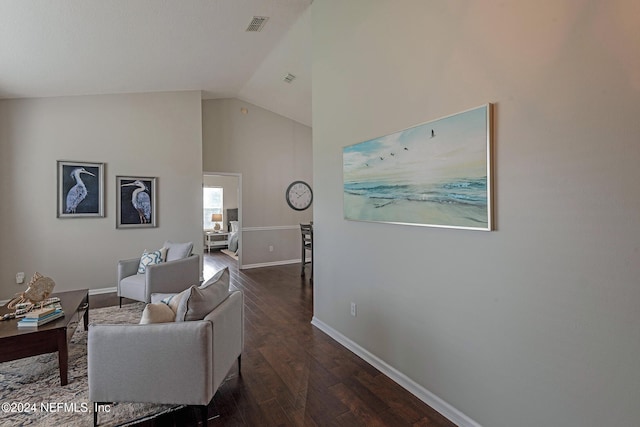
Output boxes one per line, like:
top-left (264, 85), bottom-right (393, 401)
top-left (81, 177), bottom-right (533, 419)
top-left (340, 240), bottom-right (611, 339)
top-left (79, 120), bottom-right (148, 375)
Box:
top-left (163, 241), bottom-right (193, 262)
top-left (161, 287), bottom-right (191, 315)
top-left (139, 302), bottom-right (176, 324)
top-left (175, 267), bottom-right (230, 322)
top-left (159, 246), bottom-right (168, 262)
top-left (137, 249), bottom-right (163, 274)
top-left (201, 266), bottom-right (227, 288)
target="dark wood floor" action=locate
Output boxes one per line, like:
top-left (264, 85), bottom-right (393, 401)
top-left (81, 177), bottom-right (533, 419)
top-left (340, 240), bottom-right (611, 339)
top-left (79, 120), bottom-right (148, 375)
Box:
top-left (91, 251), bottom-right (455, 427)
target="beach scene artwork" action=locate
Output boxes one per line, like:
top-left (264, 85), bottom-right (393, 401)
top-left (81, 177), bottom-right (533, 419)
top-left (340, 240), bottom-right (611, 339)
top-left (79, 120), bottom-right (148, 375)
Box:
top-left (343, 104), bottom-right (492, 230)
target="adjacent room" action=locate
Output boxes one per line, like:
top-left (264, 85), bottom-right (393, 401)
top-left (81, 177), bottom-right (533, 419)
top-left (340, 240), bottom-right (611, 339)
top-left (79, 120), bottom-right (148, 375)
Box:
top-left (1, 1), bottom-right (639, 427)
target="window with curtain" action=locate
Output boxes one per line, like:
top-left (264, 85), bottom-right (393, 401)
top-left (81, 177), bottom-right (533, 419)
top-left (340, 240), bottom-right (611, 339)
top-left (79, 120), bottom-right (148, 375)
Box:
top-left (203, 187), bottom-right (223, 230)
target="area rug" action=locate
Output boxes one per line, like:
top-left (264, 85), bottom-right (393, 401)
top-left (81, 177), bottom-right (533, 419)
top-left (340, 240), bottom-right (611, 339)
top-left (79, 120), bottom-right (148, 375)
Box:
top-left (0, 302), bottom-right (181, 427)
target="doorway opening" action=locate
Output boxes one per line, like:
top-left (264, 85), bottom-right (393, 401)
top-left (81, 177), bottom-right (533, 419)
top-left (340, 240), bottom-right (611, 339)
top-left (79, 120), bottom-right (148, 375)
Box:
top-left (203, 172), bottom-right (242, 269)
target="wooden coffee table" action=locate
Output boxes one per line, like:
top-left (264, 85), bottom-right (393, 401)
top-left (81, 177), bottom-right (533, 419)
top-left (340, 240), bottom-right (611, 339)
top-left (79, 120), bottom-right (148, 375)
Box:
top-left (0, 289), bottom-right (89, 386)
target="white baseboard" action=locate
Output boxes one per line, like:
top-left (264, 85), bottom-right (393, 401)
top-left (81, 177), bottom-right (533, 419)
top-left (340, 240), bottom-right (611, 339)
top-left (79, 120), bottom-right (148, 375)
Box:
top-left (310, 316), bottom-right (482, 427)
top-left (89, 287), bottom-right (117, 295)
top-left (241, 259), bottom-right (300, 269)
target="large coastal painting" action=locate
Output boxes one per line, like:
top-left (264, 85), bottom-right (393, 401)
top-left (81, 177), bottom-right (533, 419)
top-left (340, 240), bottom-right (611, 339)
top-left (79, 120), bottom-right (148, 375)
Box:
top-left (343, 104), bottom-right (493, 230)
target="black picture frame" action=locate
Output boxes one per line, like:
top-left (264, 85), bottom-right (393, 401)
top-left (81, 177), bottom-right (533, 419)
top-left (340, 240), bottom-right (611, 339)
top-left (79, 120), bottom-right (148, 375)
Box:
top-left (116, 176), bottom-right (157, 229)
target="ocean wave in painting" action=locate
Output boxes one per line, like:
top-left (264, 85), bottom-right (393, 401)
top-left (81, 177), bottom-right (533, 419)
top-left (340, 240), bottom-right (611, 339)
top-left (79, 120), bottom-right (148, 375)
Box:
top-left (343, 177), bottom-right (487, 207)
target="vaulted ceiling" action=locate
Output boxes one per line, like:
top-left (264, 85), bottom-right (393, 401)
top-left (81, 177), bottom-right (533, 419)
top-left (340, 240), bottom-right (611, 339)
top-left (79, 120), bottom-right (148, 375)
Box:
top-left (0, 0), bottom-right (312, 126)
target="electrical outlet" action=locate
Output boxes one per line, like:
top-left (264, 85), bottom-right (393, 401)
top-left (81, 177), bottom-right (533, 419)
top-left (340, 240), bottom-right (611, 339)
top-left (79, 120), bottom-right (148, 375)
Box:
top-left (350, 302), bottom-right (357, 317)
top-left (269, 245), bottom-right (274, 252)
top-left (16, 272), bottom-right (25, 284)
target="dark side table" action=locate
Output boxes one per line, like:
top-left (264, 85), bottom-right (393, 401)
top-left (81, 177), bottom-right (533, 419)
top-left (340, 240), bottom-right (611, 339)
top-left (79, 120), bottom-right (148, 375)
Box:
top-left (0, 289), bottom-right (89, 386)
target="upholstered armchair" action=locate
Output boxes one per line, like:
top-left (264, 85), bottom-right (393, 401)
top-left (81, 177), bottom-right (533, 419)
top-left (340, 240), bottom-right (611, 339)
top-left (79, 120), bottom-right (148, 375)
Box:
top-left (117, 242), bottom-right (200, 306)
top-left (89, 268), bottom-right (243, 427)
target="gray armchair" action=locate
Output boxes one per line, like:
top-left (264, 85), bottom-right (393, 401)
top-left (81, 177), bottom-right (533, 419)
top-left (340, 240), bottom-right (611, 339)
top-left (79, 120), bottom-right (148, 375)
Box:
top-left (117, 254), bottom-right (200, 306)
top-left (88, 288), bottom-right (243, 426)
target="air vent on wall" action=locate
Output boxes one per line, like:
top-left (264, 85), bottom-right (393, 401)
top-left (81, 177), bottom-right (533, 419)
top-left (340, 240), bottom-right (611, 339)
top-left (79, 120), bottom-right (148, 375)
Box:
top-left (246, 16), bottom-right (269, 32)
top-left (283, 73), bottom-right (296, 83)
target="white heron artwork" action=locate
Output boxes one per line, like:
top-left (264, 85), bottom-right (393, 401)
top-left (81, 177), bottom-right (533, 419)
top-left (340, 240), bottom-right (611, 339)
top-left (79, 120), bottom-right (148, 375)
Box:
top-left (121, 180), bottom-right (152, 224)
top-left (57, 161), bottom-right (103, 218)
top-left (65, 167), bottom-right (96, 213)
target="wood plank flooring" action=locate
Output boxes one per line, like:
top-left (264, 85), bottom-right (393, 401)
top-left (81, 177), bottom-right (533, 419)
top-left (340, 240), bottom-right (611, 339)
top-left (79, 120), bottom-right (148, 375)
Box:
top-left (91, 252), bottom-right (455, 427)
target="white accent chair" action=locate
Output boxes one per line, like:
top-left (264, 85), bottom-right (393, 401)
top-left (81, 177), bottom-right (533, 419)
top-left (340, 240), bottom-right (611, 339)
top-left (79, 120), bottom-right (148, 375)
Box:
top-left (88, 287), bottom-right (243, 426)
top-left (117, 254), bottom-right (200, 306)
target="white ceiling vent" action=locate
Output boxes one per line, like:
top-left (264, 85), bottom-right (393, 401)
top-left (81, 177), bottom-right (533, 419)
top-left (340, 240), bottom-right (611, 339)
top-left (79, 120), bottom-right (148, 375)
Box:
top-left (283, 73), bottom-right (296, 83)
top-left (246, 16), bottom-right (269, 32)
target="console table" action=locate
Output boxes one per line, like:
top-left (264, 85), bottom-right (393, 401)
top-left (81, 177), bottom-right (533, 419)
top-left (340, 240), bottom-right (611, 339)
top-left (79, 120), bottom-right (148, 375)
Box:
top-left (205, 231), bottom-right (229, 252)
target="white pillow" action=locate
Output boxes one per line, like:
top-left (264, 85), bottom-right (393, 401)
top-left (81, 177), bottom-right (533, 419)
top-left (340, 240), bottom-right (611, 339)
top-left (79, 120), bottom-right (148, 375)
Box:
top-left (229, 221), bottom-right (239, 232)
top-left (161, 287), bottom-right (191, 315)
top-left (138, 249), bottom-right (163, 274)
top-left (159, 246), bottom-right (168, 262)
top-left (163, 241), bottom-right (193, 262)
top-left (139, 302), bottom-right (176, 324)
top-left (201, 267), bottom-right (227, 288)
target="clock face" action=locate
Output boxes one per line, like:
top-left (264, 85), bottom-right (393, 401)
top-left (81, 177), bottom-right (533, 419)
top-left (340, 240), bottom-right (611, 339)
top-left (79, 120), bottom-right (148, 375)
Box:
top-left (286, 181), bottom-right (313, 211)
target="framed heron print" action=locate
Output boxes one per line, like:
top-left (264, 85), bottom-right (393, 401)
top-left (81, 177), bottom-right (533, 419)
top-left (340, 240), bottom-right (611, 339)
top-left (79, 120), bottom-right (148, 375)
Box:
top-left (116, 176), bottom-right (157, 229)
top-left (57, 160), bottom-right (105, 218)
top-left (343, 104), bottom-right (493, 231)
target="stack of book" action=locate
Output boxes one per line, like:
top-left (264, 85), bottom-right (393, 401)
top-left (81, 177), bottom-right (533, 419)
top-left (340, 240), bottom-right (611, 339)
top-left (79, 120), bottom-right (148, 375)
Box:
top-left (17, 304), bottom-right (64, 328)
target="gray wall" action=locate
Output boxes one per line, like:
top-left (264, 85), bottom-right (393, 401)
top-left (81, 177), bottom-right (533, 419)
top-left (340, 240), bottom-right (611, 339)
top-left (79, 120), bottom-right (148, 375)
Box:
top-left (0, 91), bottom-right (203, 298)
top-left (312, 2), bottom-right (640, 427)
top-left (202, 98), bottom-right (312, 267)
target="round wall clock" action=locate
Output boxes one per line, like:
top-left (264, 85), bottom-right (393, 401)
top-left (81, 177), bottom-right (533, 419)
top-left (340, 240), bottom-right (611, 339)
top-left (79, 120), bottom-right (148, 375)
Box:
top-left (286, 181), bottom-right (313, 211)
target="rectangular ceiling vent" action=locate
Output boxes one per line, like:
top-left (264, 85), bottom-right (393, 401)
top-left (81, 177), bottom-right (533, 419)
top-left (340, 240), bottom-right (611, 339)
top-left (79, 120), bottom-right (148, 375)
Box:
top-left (246, 16), bottom-right (269, 32)
top-left (283, 73), bottom-right (296, 83)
